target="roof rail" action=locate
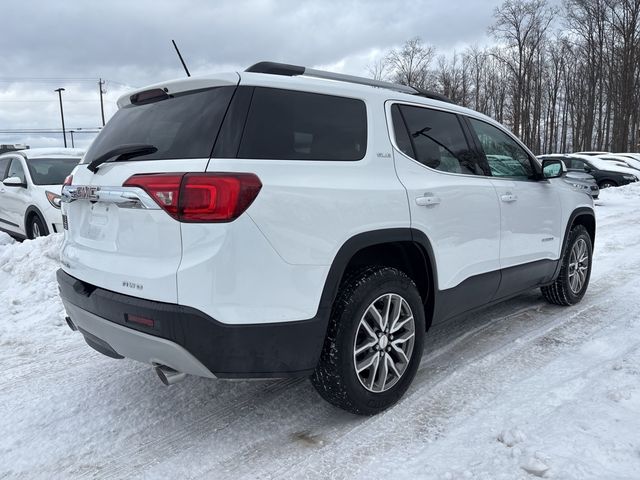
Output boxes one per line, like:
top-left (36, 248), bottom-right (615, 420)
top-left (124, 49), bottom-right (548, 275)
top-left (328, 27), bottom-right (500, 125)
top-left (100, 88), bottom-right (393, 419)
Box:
top-left (245, 61), bottom-right (454, 103)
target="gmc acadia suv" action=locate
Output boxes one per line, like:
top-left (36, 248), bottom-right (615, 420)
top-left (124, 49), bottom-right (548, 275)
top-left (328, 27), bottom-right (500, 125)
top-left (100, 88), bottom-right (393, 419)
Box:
top-left (58, 62), bottom-right (595, 415)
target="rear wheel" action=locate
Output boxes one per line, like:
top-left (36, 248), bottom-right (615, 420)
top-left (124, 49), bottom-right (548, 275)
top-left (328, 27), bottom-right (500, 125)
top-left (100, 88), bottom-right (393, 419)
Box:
top-left (28, 214), bottom-right (48, 239)
top-left (311, 267), bottom-right (425, 415)
top-left (541, 225), bottom-right (592, 306)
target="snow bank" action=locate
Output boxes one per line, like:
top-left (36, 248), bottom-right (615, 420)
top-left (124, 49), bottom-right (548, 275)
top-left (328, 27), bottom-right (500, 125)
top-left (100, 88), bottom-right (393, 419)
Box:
top-left (0, 234), bottom-right (66, 364)
top-left (0, 231), bottom-right (15, 246)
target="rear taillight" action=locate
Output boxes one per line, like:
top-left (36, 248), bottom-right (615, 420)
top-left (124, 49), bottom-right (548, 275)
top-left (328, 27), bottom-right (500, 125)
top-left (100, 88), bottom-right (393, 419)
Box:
top-left (63, 175), bottom-right (73, 187)
top-left (123, 173), bottom-right (182, 217)
top-left (123, 173), bottom-right (262, 223)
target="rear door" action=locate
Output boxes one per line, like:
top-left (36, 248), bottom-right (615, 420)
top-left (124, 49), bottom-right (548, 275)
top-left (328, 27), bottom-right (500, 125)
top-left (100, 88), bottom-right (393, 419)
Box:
top-left (389, 102), bottom-right (502, 314)
top-left (61, 75), bottom-right (238, 303)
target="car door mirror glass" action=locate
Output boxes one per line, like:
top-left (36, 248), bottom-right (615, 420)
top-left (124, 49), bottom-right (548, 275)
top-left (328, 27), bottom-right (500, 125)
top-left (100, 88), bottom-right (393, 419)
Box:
top-left (3, 176), bottom-right (26, 187)
top-left (541, 159), bottom-right (565, 179)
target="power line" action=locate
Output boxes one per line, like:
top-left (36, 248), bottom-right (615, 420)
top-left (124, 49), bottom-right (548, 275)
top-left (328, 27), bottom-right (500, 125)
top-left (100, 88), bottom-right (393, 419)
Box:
top-left (0, 128), bottom-right (102, 134)
top-left (0, 99), bottom-right (118, 103)
top-left (0, 77), bottom-right (134, 88)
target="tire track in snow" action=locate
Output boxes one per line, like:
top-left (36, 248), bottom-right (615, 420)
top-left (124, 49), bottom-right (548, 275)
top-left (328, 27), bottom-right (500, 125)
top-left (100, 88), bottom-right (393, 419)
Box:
top-left (205, 257), bottom-right (640, 479)
top-left (266, 265), bottom-right (640, 479)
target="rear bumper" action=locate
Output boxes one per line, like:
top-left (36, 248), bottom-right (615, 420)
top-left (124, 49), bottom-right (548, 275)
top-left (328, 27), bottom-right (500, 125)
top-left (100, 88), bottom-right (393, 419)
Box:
top-left (57, 269), bottom-right (328, 378)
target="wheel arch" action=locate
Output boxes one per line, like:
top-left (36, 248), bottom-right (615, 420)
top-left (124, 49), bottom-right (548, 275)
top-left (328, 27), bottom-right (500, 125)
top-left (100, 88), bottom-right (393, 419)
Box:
top-left (551, 207), bottom-right (595, 281)
top-left (317, 228), bottom-right (438, 331)
top-left (24, 205), bottom-right (48, 236)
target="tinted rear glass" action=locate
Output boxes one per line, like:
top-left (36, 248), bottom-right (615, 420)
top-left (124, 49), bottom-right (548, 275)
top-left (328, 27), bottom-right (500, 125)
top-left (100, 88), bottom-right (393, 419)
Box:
top-left (396, 105), bottom-right (486, 175)
top-left (238, 87), bottom-right (367, 161)
top-left (82, 86), bottom-right (235, 164)
top-left (27, 157), bottom-right (79, 185)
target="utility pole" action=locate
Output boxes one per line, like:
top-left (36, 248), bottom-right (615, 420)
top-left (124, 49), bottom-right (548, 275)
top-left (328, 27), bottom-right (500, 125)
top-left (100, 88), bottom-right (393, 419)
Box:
top-left (54, 88), bottom-right (67, 147)
top-left (98, 78), bottom-right (106, 126)
top-left (69, 130), bottom-right (75, 148)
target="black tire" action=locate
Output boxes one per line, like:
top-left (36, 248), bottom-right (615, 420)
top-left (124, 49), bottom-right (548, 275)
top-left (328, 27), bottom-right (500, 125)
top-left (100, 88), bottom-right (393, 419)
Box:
top-left (541, 225), bottom-right (592, 306)
top-left (311, 266), bottom-right (426, 415)
top-left (598, 180), bottom-right (617, 189)
top-left (28, 213), bottom-right (48, 239)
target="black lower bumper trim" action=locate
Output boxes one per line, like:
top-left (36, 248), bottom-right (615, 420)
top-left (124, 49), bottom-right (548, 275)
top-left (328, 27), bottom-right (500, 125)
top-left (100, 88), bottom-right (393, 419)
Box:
top-left (57, 269), bottom-right (329, 378)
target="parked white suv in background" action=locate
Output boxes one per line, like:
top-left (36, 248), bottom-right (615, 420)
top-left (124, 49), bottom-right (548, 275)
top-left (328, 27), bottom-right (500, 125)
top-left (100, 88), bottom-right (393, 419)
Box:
top-left (58, 62), bottom-right (595, 415)
top-left (0, 148), bottom-right (84, 239)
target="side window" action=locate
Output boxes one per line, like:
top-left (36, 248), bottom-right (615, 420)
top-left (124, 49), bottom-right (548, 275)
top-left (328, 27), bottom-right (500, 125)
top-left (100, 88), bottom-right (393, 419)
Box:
top-left (390, 105), bottom-right (414, 158)
top-left (394, 104), bottom-right (484, 175)
top-left (570, 159), bottom-right (588, 171)
top-left (238, 87), bottom-right (367, 161)
top-left (0, 157), bottom-right (10, 180)
top-left (7, 158), bottom-right (26, 183)
top-left (468, 118), bottom-right (534, 179)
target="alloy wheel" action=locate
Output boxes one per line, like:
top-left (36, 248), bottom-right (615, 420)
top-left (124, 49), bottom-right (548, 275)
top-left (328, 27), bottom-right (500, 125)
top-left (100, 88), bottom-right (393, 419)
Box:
top-left (568, 238), bottom-right (589, 294)
top-left (353, 293), bottom-right (415, 393)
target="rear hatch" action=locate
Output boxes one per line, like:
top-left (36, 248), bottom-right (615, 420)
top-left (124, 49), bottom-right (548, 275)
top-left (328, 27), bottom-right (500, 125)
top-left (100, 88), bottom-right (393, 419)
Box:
top-left (61, 74), bottom-right (238, 303)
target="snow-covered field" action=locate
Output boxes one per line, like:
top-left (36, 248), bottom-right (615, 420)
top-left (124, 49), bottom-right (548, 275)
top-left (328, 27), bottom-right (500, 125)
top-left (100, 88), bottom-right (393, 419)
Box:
top-left (1, 185), bottom-right (640, 480)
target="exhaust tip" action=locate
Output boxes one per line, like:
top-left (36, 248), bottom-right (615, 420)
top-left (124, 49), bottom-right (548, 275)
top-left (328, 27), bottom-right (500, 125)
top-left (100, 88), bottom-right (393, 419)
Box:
top-left (65, 316), bottom-right (77, 331)
top-left (154, 365), bottom-right (187, 386)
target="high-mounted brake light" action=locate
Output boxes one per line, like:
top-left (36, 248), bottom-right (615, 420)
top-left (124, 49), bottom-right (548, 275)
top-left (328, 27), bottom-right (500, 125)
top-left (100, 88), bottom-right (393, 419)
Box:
top-left (123, 173), bottom-right (262, 223)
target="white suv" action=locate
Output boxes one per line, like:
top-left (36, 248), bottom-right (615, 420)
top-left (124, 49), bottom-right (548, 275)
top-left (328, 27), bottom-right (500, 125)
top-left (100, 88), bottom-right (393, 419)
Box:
top-left (0, 148), bottom-right (84, 239)
top-left (57, 62), bottom-right (595, 415)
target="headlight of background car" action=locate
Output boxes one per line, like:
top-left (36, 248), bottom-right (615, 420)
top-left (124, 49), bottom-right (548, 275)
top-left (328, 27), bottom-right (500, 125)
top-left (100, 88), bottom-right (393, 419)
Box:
top-left (46, 191), bottom-right (62, 208)
top-left (622, 175), bottom-right (637, 181)
top-left (569, 182), bottom-right (589, 190)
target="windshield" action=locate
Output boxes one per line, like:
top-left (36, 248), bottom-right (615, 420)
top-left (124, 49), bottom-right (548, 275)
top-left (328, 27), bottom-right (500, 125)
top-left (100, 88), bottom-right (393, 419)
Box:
top-left (82, 86), bottom-right (235, 165)
top-left (26, 157), bottom-right (80, 185)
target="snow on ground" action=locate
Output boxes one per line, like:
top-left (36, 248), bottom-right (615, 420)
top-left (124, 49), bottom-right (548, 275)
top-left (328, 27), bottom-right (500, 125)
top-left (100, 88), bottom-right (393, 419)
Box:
top-left (1, 185), bottom-right (640, 479)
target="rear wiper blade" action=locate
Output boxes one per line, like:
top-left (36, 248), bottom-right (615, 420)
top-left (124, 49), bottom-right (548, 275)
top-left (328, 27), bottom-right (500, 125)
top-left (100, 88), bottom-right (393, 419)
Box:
top-left (87, 144), bottom-right (158, 173)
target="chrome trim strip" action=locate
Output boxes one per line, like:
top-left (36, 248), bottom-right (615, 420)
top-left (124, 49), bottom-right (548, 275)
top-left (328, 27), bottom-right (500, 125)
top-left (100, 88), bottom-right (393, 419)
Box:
top-left (61, 185), bottom-right (160, 209)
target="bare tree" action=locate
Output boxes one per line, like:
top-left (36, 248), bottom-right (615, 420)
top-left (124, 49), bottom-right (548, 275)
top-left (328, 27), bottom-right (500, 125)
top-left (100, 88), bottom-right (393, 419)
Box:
top-left (489, 0), bottom-right (557, 140)
top-left (385, 37), bottom-right (436, 89)
top-left (366, 0), bottom-right (640, 153)
top-left (367, 56), bottom-right (391, 81)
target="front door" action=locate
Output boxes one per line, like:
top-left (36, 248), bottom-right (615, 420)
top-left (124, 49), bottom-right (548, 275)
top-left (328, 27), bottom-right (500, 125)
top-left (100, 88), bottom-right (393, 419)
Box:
top-left (1, 157), bottom-right (29, 234)
top-left (466, 117), bottom-right (562, 296)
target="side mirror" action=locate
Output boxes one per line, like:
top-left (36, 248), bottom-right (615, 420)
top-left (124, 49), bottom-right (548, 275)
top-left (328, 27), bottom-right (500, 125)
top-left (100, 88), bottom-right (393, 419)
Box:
top-left (541, 159), bottom-right (565, 179)
top-left (2, 176), bottom-right (26, 187)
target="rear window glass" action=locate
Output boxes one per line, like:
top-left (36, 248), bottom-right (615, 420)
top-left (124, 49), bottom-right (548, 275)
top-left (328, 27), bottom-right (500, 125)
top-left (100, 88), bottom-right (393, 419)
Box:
top-left (238, 88), bottom-right (367, 161)
top-left (82, 86), bottom-right (235, 164)
top-left (27, 158), bottom-right (79, 185)
top-left (395, 104), bottom-right (486, 175)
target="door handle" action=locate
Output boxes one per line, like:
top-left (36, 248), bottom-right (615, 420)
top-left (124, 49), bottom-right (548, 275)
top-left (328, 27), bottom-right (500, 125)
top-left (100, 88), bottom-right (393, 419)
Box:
top-left (500, 193), bottom-right (518, 203)
top-left (415, 195), bottom-right (441, 206)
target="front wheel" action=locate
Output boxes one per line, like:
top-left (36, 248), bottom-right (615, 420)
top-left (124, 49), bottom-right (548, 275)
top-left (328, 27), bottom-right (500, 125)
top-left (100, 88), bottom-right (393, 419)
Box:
top-left (28, 214), bottom-right (48, 239)
top-left (311, 267), bottom-right (425, 415)
top-left (598, 180), bottom-right (617, 189)
top-left (541, 225), bottom-right (592, 306)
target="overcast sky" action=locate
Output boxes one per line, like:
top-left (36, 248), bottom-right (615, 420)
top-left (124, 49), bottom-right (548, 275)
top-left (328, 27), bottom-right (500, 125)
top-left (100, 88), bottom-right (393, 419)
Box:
top-left (1, 0), bottom-right (510, 149)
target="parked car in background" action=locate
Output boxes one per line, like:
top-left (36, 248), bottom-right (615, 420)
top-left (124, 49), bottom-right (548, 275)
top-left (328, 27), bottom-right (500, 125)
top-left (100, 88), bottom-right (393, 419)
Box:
top-left (0, 148), bottom-right (84, 239)
top-left (616, 152), bottom-right (640, 164)
top-left (597, 154), bottom-right (640, 172)
top-left (564, 171), bottom-right (599, 199)
top-left (540, 154), bottom-right (638, 189)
